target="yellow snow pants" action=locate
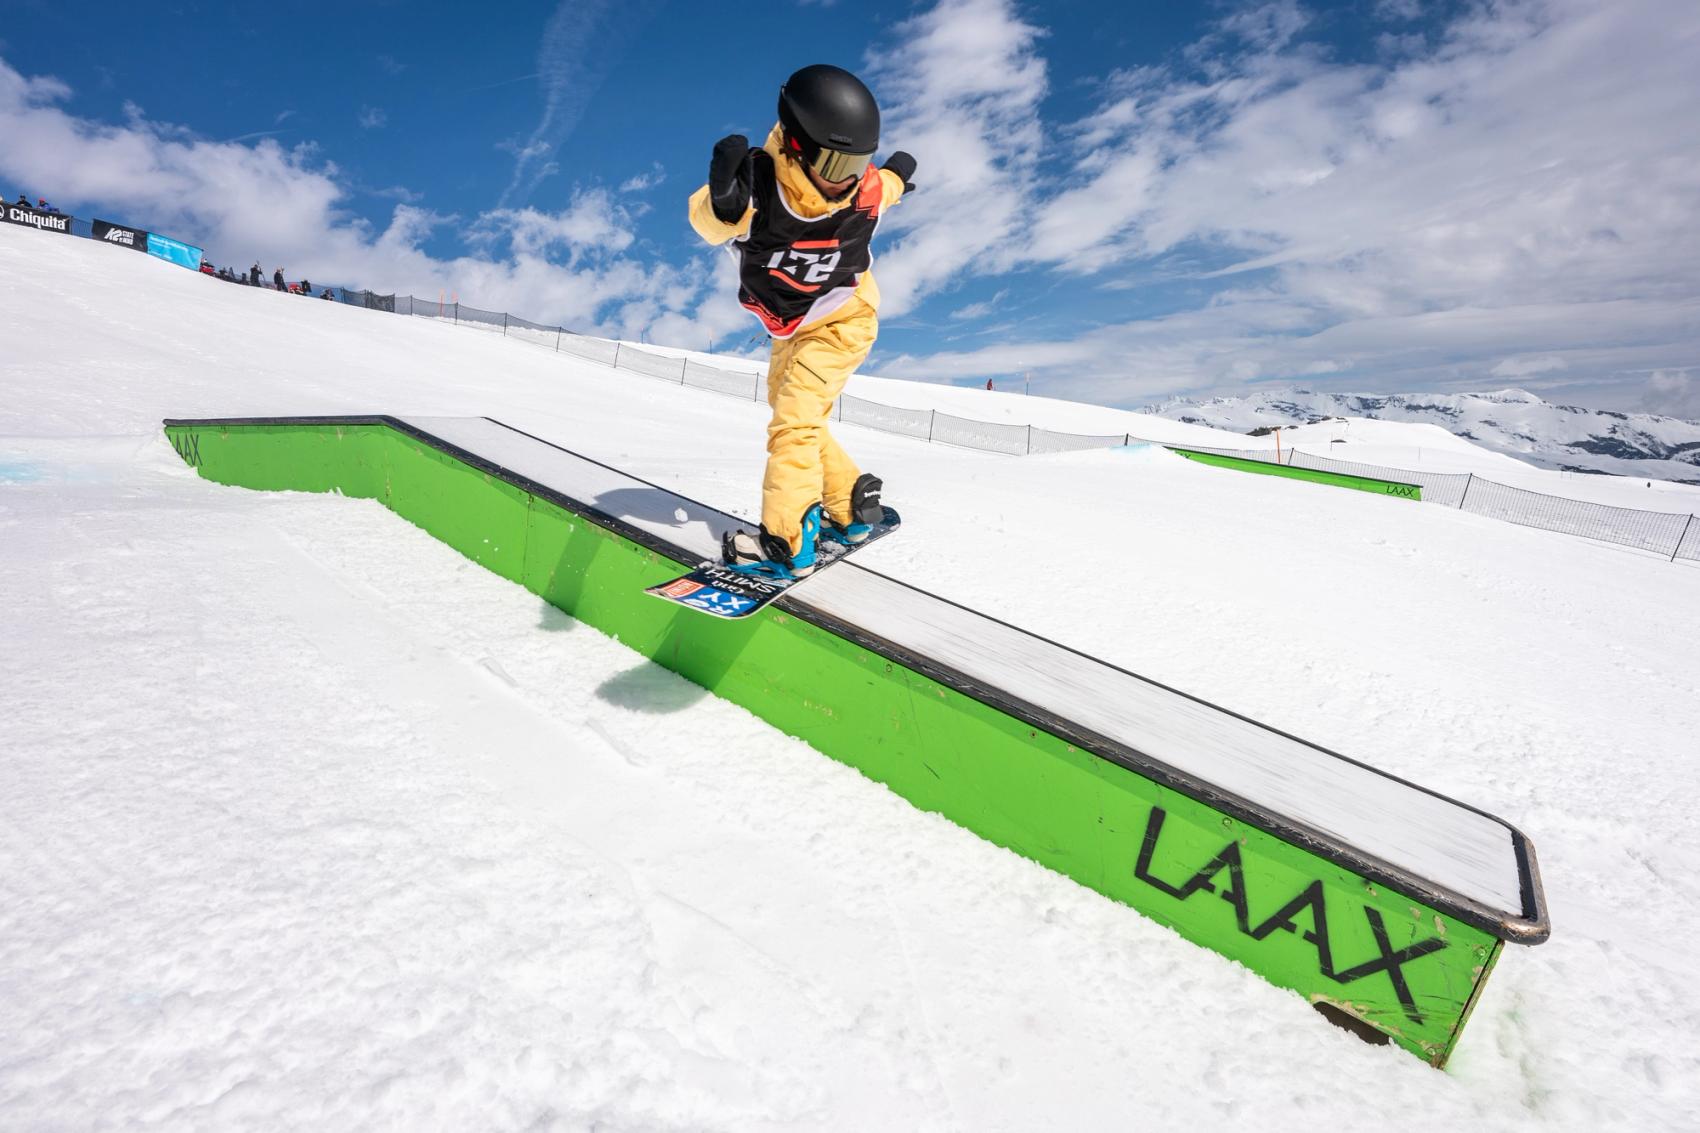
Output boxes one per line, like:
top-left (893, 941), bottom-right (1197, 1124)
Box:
top-left (762, 297), bottom-right (877, 553)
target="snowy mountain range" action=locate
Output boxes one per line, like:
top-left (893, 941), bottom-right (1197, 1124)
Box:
top-left (1142, 388), bottom-right (1700, 483)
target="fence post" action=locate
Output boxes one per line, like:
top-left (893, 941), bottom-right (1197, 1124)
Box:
top-left (1027, 424), bottom-right (1033, 455)
top-left (1125, 433), bottom-right (1132, 446)
top-left (612, 342), bottom-right (621, 369)
top-left (679, 359), bottom-right (687, 384)
top-left (1675, 514), bottom-right (1696, 562)
top-left (1459, 473), bottom-right (1474, 509)
top-left (555, 327), bottom-right (562, 352)
top-left (836, 397), bottom-right (843, 421)
top-left (503, 312), bottom-right (509, 336)
top-left (755, 376), bottom-right (762, 402)
top-left (453, 302), bottom-right (459, 325)
top-left (927, 411), bottom-right (936, 443)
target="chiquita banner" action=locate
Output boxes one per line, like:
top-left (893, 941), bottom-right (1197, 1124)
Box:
top-left (2, 203), bottom-right (75, 236)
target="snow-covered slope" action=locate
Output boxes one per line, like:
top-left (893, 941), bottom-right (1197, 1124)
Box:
top-left (1145, 387), bottom-right (1700, 483)
top-left (4, 224), bottom-right (1699, 1130)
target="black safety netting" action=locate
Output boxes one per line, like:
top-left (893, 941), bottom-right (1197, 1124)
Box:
top-left (1027, 428), bottom-right (1131, 455)
top-left (684, 360), bottom-right (763, 401)
top-left (931, 413), bottom-right (1030, 454)
top-left (838, 394), bottom-right (932, 439)
top-left (613, 345), bottom-right (689, 382)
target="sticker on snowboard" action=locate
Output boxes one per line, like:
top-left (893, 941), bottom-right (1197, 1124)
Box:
top-left (645, 507), bottom-right (900, 619)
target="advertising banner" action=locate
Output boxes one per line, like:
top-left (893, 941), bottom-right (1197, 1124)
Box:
top-left (92, 218), bottom-right (149, 252)
top-left (2, 202), bottom-right (75, 236)
top-left (146, 231), bottom-right (203, 270)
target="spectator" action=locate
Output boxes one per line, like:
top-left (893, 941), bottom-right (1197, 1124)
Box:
top-left (13, 193), bottom-right (26, 206)
top-left (199, 259), bottom-right (216, 276)
top-left (250, 262), bottom-right (262, 286)
top-left (320, 288), bottom-right (335, 300)
top-left (985, 378), bottom-right (994, 390)
top-left (273, 267), bottom-right (285, 291)
top-left (299, 278), bottom-right (312, 296)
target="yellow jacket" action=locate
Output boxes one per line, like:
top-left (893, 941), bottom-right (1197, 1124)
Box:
top-left (689, 124), bottom-right (906, 326)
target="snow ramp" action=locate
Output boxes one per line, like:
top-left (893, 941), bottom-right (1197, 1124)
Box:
top-left (163, 415), bottom-right (1549, 1066)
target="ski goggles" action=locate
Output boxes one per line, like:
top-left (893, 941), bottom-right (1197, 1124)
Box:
top-left (806, 145), bottom-right (873, 184)
top-left (786, 133), bottom-right (873, 186)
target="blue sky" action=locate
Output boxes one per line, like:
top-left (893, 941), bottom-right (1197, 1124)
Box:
top-left (3, 0), bottom-right (1698, 417)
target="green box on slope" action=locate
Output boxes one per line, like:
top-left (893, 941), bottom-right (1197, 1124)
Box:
top-left (164, 417), bottom-right (1546, 1067)
top-left (1170, 447), bottom-right (1424, 500)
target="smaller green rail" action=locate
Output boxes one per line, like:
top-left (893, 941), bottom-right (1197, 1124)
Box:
top-left (1169, 447), bottom-right (1423, 500)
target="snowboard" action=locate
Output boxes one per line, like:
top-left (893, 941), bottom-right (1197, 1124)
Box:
top-left (645, 507), bottom-right (900, 620)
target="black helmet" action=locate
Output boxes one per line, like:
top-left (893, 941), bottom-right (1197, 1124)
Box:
top-left (778, 64), bottom-right (879, 186)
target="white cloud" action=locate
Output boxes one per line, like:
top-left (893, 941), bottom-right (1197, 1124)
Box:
top-left (1218, 0), bottom-right (1311, 51)
top-left (948, 301), bottom-right (994, 321)
top-left (1375, 0), bottom-right (1423, 19)
top-left (618, 164), bottom-right (666, 193)
top-left (1491, 355), bottom-right (1567, 378)
top-left (875, 0), bottom-right (1700, 416)
top-left (474, 191), bottom-right (636, 261)
top-left (357, 106), bottom-right (387, 130)
top-left (0, 55), bottom-right (736, 347)
top-left (498, 138), bottom-right (551, 160)
top-left (948, 288), bottom-right (1010, 320)
top-left (860, 0), bottom-right (1049, 316)
top-left (499, 0), bottom-right (664, 208)
top-left (1642, 370), bottom-right (1700, 421)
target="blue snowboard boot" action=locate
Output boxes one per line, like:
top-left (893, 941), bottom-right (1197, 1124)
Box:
top-left (822, 473), bottom-right (883, 546)
top-left (723, 503), bottom-right (821, 579)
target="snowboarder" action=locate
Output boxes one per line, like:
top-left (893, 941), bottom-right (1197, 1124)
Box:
top-left (688, 64), bottom-right (916, 579)
top-left (273, 268), bottom-right (286, 292)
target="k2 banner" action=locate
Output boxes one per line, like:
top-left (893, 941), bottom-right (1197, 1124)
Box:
top-left (2, 203), bottom-right (75, 236)
top-left (146, 231), bottom-right (203, 270)
top-left (92, 219), bottom-right (149, 252)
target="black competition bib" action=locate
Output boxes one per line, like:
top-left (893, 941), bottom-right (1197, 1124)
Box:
top-left (734, 151), bottom-right (884, 338)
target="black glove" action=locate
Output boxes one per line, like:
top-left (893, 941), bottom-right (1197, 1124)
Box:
top-left (709, 134), bottom-right (753, 224)
top-left (882, 151), bottom-right (918, 193)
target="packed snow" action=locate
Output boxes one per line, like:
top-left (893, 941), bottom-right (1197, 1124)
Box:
top-left (4, 225), bottom-right (1698, 1130)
